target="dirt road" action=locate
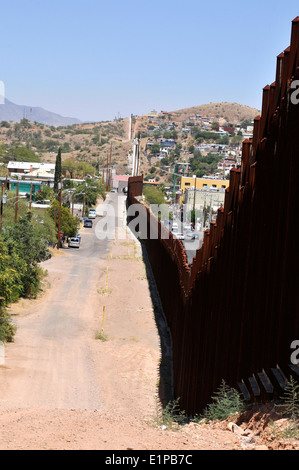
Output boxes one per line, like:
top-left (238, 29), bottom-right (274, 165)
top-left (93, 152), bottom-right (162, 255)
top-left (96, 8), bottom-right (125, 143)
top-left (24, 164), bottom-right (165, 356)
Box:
top-left (0, 194), bottom-right (245, 450)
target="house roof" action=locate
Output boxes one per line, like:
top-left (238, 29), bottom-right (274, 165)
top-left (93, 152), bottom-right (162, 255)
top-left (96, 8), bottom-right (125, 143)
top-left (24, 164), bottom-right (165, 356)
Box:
top-left (7, 161), bottom-right (55, 171)
top-left (113, 175), bottom-right (129, 182)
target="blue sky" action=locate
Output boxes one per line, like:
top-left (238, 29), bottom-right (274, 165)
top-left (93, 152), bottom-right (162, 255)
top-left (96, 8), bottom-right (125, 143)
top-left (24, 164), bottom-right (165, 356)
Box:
top-left (1, 0), bottom-right (299, 122)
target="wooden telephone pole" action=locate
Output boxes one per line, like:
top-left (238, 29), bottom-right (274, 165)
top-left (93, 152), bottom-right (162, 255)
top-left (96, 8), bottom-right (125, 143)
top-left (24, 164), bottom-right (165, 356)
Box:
top-left (57, 178), bottom-right (62, 250)
top-left (14, 182), bottom-right (19, 224)
top-left (29, 184), bottom-right (33, 210)
top-left (106, 142), bottom-right (112, 191)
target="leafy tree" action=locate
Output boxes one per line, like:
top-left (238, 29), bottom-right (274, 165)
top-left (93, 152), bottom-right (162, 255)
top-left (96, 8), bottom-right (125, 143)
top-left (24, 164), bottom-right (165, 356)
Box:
top-left (33, 184), bottom-right (54, 203)
top-left (211, 121), bottom-right (220, 131)
top-left (73, 180), bottom-right (105, 214)
top-left (143, 185), bottom-right (166, 205)
top-left (20, 118), bottom-right (32, 129)
top-left (62, 159), bottom-right (94, 178)
top-left (0, 121), bottom-right (10, 128)
top-left (31, 211), bottom-right (57, 246)
top-left (11, 146), bottom-right (41, 163)
top-left (189, 151), bottom-right (221, 176)
top-left (150, 143), bottom-right (161, 155)
top-left (163, 130), bottom-right (178, 140)
top-left (61, 142), bottom-right (71, 153)
top-left (0, 209), bottom-right (56, 342)
top-left (62, 158), bottom-right (76, 179)
top-left (48, 200), bottom-right (78, 238)
top-left (0, 190), bottom-right (29, 227)
top-left (0, 239), bottom-right (23, 308)
top-left (3, 212), bottom-right (51, 298)
top-left (5, 211), bottom-right (51, 264)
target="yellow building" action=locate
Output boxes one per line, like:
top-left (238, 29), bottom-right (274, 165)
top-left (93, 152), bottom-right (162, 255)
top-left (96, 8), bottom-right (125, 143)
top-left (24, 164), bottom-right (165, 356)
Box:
top-left (180, 176), bottom-right (230, 192)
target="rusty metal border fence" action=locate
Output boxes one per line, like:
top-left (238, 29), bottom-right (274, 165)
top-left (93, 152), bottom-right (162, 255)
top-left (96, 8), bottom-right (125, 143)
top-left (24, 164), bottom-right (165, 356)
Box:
top-left (127, 17), bottom-right (299, 415)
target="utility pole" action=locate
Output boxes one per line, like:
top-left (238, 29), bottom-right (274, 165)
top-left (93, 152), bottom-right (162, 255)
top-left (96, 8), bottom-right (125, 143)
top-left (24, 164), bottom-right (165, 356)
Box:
top-left (106, 152), bottom-right (109, 191)
top-left (106, 142), bottom-right (112, 191)
top-left (109, 142), bottom-right (112, 189)
top-left (57, 178), bottom-right (62, 250)
top-left (0, 183), bottom-right (3, 234)
top-left (82, 191), bottom-right (86, 218)
top-left (72, 192), bottom-right (74, 216)
top-left (173, 164), bottom-right (178, 204)
top-left (29, 184), bottom-right (33, 210)
top-left (14, 182), bottom-right (19, 224)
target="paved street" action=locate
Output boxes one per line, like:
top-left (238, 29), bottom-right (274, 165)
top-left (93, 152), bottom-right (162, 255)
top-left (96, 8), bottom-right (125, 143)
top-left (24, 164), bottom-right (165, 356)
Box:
top-left (0, 196), bottom-right (117, 410)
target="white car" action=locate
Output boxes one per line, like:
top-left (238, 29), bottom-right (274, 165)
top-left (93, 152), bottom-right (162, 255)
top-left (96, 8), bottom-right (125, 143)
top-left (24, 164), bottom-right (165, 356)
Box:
top-left (88, 209), bottom-right (96, 219)
top-left (171, 229), bottom-right (184, 240)
top-left (176, 233), bottom-right (185, 240)
top-left (68, 237), bottom-right (80, 248)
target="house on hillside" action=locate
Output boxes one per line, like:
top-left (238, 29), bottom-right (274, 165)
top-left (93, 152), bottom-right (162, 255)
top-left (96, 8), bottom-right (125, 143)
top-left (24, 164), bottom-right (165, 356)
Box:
top-left (112, 174), bottom-right (129, 193)
top-left (7, 161), bottom-right (55, 177)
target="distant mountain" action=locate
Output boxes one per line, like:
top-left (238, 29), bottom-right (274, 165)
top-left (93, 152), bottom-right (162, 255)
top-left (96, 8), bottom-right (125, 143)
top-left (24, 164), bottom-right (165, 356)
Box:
top-left (0, 98), bottom-right (81, 127)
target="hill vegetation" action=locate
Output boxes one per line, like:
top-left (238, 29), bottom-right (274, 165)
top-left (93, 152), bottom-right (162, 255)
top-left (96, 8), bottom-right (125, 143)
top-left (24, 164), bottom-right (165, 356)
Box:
top-left (0, 102), bottom-right (260, 185)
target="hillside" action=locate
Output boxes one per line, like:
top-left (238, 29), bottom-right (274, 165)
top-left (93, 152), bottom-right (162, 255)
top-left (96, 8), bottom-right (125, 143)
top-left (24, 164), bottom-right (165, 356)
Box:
top-left (171, 102), bottom-right (260, 124)
top-left (0, 102), bottom-right (260, 182)
top-left (0, 99), bottom-right (81, 127)
top-left (0, 118), bottom-right (132, 176)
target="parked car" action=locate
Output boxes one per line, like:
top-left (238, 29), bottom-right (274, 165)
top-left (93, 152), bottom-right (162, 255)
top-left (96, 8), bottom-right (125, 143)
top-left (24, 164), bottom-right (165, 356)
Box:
top-left (186, 231), bottom-right (199, 240)
top-left (88, 209), bottom-right (96, 219)
top-left (84, 219), bottom-right (93, 228)
top-left (176, 232), bottom-right (185, 240)
top-left (68, 237), bottom-right (80, 248)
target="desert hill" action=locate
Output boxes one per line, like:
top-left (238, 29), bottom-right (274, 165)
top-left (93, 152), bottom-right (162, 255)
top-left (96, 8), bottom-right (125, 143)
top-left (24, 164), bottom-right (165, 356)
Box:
top-left (0, 102), bottom-right (260, 180)
top-left (163, 102), bottom-right (260, 124)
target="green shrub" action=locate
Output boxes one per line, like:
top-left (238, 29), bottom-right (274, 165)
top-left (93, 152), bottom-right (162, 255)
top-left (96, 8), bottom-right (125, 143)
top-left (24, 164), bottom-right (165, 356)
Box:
top-left (203, 379), bottom-right (245, 421)
top-left (0, 312), bottom-right (16, 342)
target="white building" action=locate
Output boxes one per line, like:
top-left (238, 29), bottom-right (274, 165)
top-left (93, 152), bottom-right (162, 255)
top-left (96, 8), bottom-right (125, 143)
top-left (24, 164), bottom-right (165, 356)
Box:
top-left (7, 161), bottom-right (55, 177)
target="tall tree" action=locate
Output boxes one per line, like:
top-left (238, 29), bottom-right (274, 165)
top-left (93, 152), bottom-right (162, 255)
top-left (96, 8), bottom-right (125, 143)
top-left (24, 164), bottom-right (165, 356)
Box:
top-left (54, 147), bottom-right (62, 192)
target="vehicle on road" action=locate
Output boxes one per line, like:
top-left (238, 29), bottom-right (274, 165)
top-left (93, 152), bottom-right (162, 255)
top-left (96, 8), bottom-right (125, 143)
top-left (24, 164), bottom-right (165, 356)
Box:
top-left (68, 237), bottom-right (80, 248)
top-left (84, 219), bottom-right (93, 228)
top-left (186, 231), bottom-right (199, 240)
top-left (171, 228), bottom-right (184, 240)
top-left (175, 232), bottom-right (185, 240)
top-left (88, 209), bottom-right (96, 219)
